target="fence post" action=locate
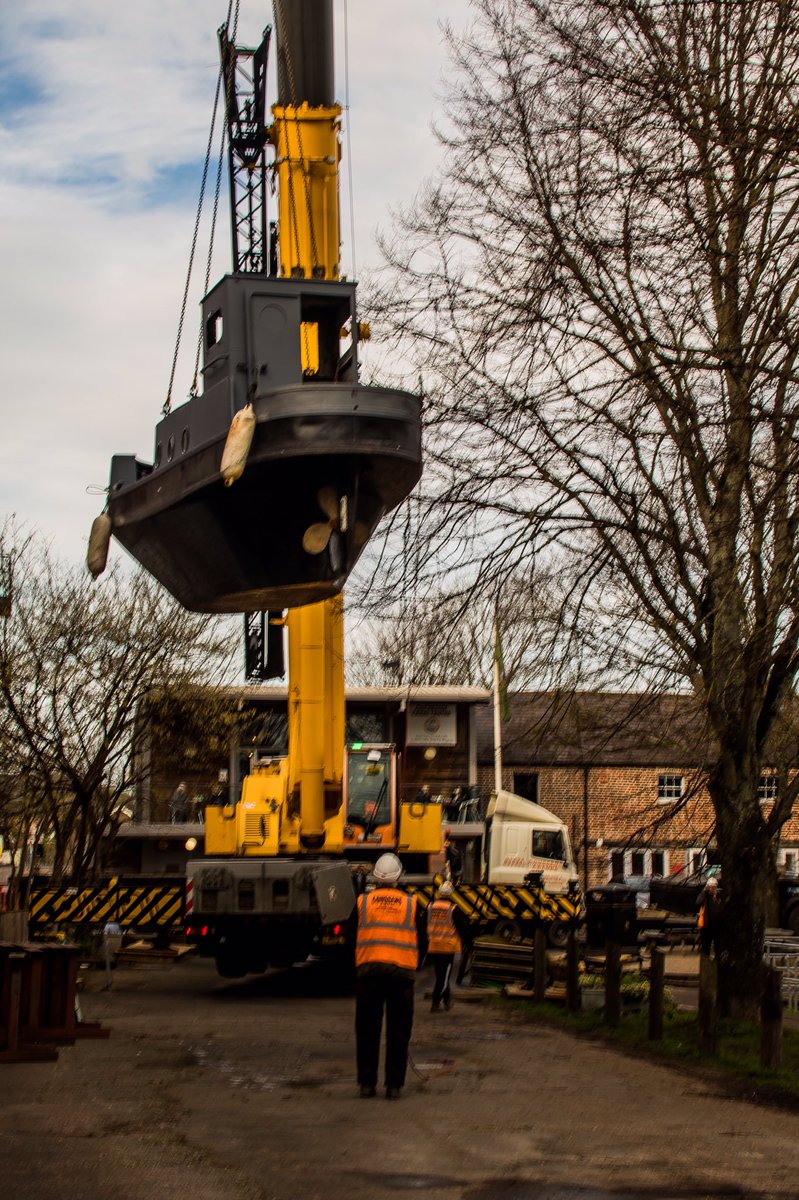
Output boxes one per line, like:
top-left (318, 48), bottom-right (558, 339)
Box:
top-left (648, 944), bottom-right (665, 1041)
top-left (5, 953), bottom-right (24, 1053)
top-left (698, 953), bottom-right (718, 1055)
top-left (566, 926), bottom-right (581, 1012)
top-left (761, 962), bottom-right (783, 1070)
top-left (533, 925), bottom-right (548, 1002)
top-left (604, 940), bottom-right (621, 1027)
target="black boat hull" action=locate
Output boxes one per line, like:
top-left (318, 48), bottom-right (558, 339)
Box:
top-left (108, 383), bottom-right (421, 613)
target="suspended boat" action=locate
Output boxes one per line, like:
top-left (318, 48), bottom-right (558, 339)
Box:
top-left (102, 2), bottom-right (421, 613)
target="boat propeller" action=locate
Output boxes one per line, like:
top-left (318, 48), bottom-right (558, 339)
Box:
top-left (302, 487), bottom-right (346, 557)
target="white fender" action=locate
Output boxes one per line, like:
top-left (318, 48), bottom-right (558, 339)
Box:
top-left (87, 512), bottom-right (112, 579)
top-left (220, 403), bottom-right (256, 486)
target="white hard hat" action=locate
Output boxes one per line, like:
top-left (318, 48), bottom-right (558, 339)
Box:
top-left (437, 881), bottom-right (454, 898)
top-left (373, 853), bottom-right (404, 884)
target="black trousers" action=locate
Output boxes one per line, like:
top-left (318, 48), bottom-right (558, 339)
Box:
top-left (429, 953), bottom-right (455, 1007)
top-left (355, 971), bottom-right (415, 1090)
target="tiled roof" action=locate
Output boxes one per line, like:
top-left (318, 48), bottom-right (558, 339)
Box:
top-left (476, 690), bottom-right (712, 767)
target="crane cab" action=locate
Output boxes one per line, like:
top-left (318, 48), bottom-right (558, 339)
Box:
top-left (343, 744), bottom-right (443, 864)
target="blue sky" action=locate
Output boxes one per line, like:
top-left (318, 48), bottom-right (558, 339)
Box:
top-left (0, 0), bottom-right (472, 566)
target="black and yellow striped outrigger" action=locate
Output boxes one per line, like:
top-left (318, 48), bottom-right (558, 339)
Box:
top-left (407, 876), bottom-right (584, 934)
top-left (28, 876), bottom-right (185, 939)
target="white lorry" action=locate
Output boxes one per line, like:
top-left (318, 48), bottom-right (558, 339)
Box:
top-left (483, 789), bottom-right (579, 892)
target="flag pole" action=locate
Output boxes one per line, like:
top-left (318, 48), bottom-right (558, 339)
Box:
top-left (493, 605), bottom-right (503, 794)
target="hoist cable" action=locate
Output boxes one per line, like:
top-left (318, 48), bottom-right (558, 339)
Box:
top-left (163, 0), bottom-right (237, 415)
top-left (191, 110), bottom-right (228, 399)
top-left (343, 0), bottom-right (356, 280)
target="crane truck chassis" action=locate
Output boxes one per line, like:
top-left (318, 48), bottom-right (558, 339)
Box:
top-left (184, 864), bottom-right (584, 979)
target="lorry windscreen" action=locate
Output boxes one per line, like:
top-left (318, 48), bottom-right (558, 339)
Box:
top-left (533, 829), bottom-right (565, 861)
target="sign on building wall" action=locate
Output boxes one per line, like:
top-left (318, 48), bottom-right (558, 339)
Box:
top-left (407, 702), bottom-right (457, 746)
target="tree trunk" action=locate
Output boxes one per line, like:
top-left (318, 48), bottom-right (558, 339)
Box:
top-left (715, 807), bottom-right (772, 1019)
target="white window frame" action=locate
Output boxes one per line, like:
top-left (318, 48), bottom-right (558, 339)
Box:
top-left (758, 774), bottom-right (779, 804)
top-left (657, 773), bottom-right (685, 803)
top-left (685, 847), bottom-right (710, 876)
top-left (778, 848), bottom-right (798, 876)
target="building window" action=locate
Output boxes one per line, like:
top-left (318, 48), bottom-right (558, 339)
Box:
top-left (513, 772), bottom-right (539, 804)
top-left (779, 850), bottom-right (798, 876)
top-left (658, 774), bottom-right (684, 802)
top-left (610, 850), bottom-right (625, 881)
top-left (608, 847), bottom-right (669, 882)
top-left (758, 774), bottom-right (778, 803)
top-left (686, 847), bottom-right (704, 875)
top-left (630, 849), bottom-right (646, 876)
top-left (686, 847), bottom-right (719, 877)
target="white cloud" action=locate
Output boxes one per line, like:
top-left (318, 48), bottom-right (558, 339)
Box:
top-left (0, 0), bottom-right (471, 564)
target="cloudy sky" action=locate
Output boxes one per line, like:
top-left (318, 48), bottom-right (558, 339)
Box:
top-left (0, 0), bottom-right (471, 566)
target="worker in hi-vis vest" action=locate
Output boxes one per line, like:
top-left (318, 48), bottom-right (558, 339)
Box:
top-left (426, 880), bottom-right (470, 1011)
top-left (355, 853), bottom-right (427, 1100)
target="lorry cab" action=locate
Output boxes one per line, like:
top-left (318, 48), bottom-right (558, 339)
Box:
top-left (484, 789), bottom-right (579, 893)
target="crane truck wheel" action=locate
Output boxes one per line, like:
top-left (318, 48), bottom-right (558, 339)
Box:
top-left (494, 919), bottom-right (522, 943)
top-left (546, 922), bottom-right (570, 949)
top-left (215, 945), bottom-right (248, 979)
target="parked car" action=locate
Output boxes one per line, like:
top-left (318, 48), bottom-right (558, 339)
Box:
top-left (619, 874), bottom-right (665, 910)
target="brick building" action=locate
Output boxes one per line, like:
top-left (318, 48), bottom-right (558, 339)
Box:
top-left (477, 690), bottom-right (799, 890)
top-left (114, 685), bottom-right (490, 875)
top-left (116, 683), bottom-right (799, 888)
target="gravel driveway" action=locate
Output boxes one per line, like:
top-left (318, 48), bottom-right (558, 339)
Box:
top-left (0, 955), bottom-right (796, 1200)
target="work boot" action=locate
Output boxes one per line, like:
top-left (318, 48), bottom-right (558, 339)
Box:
top-left (444, 998), bottom-right (453, 1010)
top-left (430, 1003), bottom-right (440, 1013)
top-left (359, 1085), bottom-right (376, 1098)
top-left (385, 1087), bottom-right (401, 1100)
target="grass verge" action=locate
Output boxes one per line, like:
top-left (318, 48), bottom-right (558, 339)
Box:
top-left (502, 994), bottom-right (799, 1110)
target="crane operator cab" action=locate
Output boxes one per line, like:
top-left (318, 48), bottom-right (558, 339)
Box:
top-left (344, 747), bottom-right (395, 846)
top-left (342, 745), bottom-right (442, 870)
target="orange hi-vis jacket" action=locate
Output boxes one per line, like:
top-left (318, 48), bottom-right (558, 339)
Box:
top-left (356, 887), bottom-right (419, 971)
top-left (427, 900), bottom-right (462, 955)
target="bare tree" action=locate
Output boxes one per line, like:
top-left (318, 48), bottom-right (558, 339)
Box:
top-left (348, 571), bottom-right (591, 691)
top-left (0, 528), bottom-right (234, 884)
top-left (366, 0), bottom-right (799, 1014)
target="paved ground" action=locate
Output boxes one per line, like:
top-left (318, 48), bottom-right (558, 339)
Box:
top-left (1, 954), bottom-right (798, 1200)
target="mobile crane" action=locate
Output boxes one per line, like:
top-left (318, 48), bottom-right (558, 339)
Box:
top-left (96, 0), bottom-right (582, 979)
top-left (98, 0), bottom-right (442, 976)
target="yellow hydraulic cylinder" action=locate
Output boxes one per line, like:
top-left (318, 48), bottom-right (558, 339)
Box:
top-left (287, 595), bottom-right (345, 848)
top-left (271, 103), bottom-right (342, 281)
